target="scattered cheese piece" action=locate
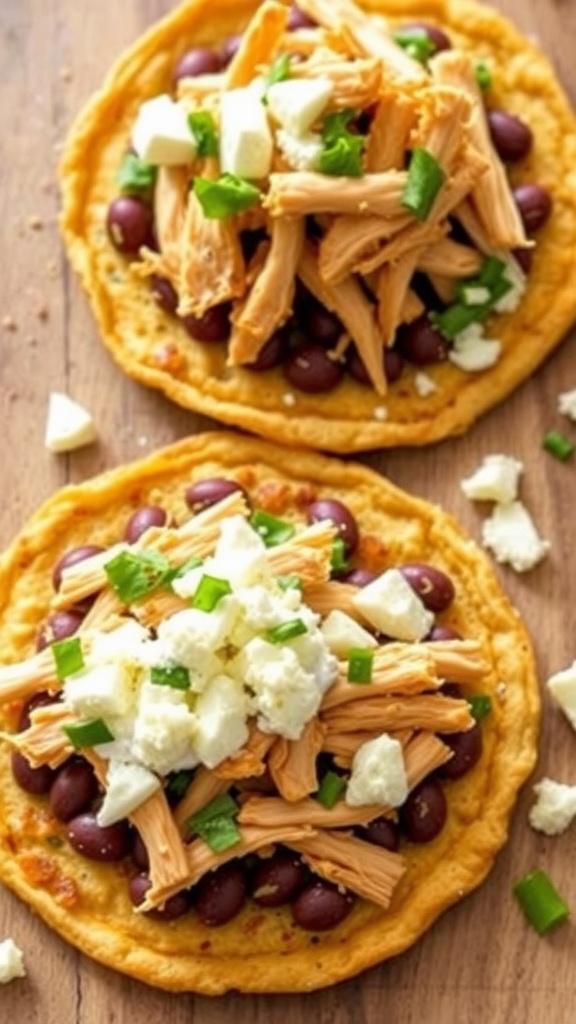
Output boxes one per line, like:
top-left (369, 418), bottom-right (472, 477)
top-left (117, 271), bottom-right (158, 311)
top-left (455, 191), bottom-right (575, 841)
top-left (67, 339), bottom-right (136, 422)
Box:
top-left (320, 609), bottom-right (378, 658)
top-left (346, 733), bottom-right (408, 807)
top-left (558, 388), bottom-right (576, 421)
top-left (220, 86), bottom-right (274, 179)
top-left (266, 77), bottom-right (333, 136)
top-left (529, 777), bottom-right (576, 836)
top-left (547, 660), bottom-right (576, 730)
top-left (493, 255), bottom-right (527, 314)
top-left (97, 760), bottom-right (161, 827)
top-left (481, 500), bottom-right (550, 572)
top-left (448, 323), bottom-right (501, 372)
top-left (44, 392), bottom-right (97, 453)
top-left (0, 938), bottom-right (26, 984)
top-left (414, 371), bottom-right (438, 397)
top-left (461, 453), bottom-right (524, 503)
top-left (352, 567), bottom-right (434, 642)
top-left (275, 128), bottom-right (323, 171)
top-left (132, 94), bottom-right (197, 166)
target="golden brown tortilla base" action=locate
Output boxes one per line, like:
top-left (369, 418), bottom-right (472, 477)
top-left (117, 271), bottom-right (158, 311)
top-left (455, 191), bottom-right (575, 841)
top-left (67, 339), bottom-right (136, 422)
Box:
top-left (58, 0), bottom-right (576, 452)
top-left (0, 432), bottom-right (539, 992)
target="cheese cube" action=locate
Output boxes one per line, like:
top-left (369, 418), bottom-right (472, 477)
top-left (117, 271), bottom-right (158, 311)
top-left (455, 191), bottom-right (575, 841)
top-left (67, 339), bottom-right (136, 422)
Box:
top-left (320, 609), bottom-right (377, 657)
top-left (482, 500), bottom-right (550, 572)
top-left (461, 453), bottom-right (524, 503)
top-left (193, 674), bottom-right (249, 768)
top-left (275, 128), bottom-right (323, 171)
top-left (209, 514), bottom-right (270, 588)
top-left (132, 701), bottom-right (198, 775)
top-left (97, 760), bottom-right (161, 826)
top-left (558, 388), bottom-right (576, 421)
top-left (44, 392), bottom-right (97, 453)
top-left (132, 94), bottom-right (197, 166)
top-left (239, 638), bottom-right (321, 739)
top-left (529, 777), bottom-right (576, 835)
top-left (220, 86), bottom-right (273, 179)
top-left (64, 660), bottom-right (137, 719)
top-left (346, 733), bottom-right (408, 807)
top-left (266, 77), bottom-right (333, 136)
top-left (547, 660), bottom-right (576, 730)
top-left (352, 568), bottom-right (434, 642)
top-left (0, 938), bottom-right (26, 984)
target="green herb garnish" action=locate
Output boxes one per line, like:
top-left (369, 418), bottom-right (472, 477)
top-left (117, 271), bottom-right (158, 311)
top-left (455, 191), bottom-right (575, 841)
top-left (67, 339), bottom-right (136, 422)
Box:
top-left (393, 29), bottom-right (435, 64)
top-left (52, 637), bottom-right (84, 679)
top-left (104, 549), bottom-right (172, 603)
top-left (250, 510), bottom-right (296, 547)
top-left (468, 694), bottom-right (492, 722)
top-left (63, 717), bottom-right (115, 750)
top-left (186, 793), bottom-right (241, 852)
top-left (402, 147), bottom-right (445, 221)
top-left (265, 618), bottom-right (308, 644)
top-left (150, 664), bottom-right (191, 691)
top-left (319, 109), bottom-right (365, 178)
top-left (542, 430), bottom-right (574, 461)
top-left (264, 53), bottom-right (292, 96)
top-left (117, 152), bottom-right (157, 195)
top-left (330, 538), bottom-right (349, 574)
top-left (432, 257), bottom-right (512, 340)
top-left (316, 770), bottom-right (347, 809)
top-left (513, 869), bottom-right (570, 934)
top-left (188, 111), bottom-right (219, 157)
top-left (192, 574), bottom-right (232, 612)
top-left (475, 61), bottom-right (493, 90)
top-left (165, 769), bottom-right (195, 803)
top-left (194, 174), bottom-right (261, 219)
top-left (347, 648), bottom-right (374, 684)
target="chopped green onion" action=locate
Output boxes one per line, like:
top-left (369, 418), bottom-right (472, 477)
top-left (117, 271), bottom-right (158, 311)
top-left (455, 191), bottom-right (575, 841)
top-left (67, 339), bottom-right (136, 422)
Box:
top-left (393, 29), bottom-right (435, 64)
top-left (347, 648), bottom-right (374, 684)
top-left (265, 618), bottom-right (308, 644)
top-left (468, 694), bottom-right (492, 722)
top-left (192, 573), bottom-right (232, 612)
top-left (188, 111), bottom-right (219, 157)
top-left (319, 109), bottom-right (365, 178)
top-left (165, 769), bottom-right (195, 803)
top-left (513, 869), bottom-right (570, 934)
top-left (104, 549), bottom-right (172, 603)
top-left (117, 152), bottom-right (157, 195)
top-left (250, 509), bottom-right (296, 547)
top-left (193, 174), bottom-right (261, 219)
top-left (330, 538), bottom-right (348, 573)
top-left (264, 52), bottom-right (292, 93)
top-left (186, 793), bottom-right (241, 852)
top-left (475, 61), bottom-right (492, 90)
top-left (150, 664), bottom-right (191, 691)
top-left (63, 717), bottom-right (115, 750)
top-left (542, 430), bottom-right (574, 461)
top-left (316, 770), bottom-right (347, 809)
top-left (52, 637), bottom-right (84, 679)
top-left (477, 255), bottom-right (507, 288)
top-left (276, 574), bottom-right (302, 592)
top-left (402, 147), bottom-right (445, 221)
top-left (432, 258), bottom-right (513, 340)
top-left (459, 285), bottom-right (492, 307)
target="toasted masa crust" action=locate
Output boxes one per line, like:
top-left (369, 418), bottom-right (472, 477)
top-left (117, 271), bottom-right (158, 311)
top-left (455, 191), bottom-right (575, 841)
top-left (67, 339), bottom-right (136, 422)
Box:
top-left (58, 0), bottom-right (576, 452)
top-left (0, 432), bottom-right (539, 992)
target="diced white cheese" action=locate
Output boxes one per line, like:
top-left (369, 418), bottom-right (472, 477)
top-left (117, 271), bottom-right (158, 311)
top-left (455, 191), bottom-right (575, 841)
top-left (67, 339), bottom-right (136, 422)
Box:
top-left (448, 323), bottom-right (502, 372)
top-left (414, 371), bottom-right (438, 398)
top-left (238, 638), bottom-right (322, 739)
top-left (558, 388), bottom-right (576, 421)
top-left (461, 453), bottom-right (524, 504)
top-left (132, 93), bottom-right (197, 166)
top-left (320, 609), bottom-right (378, 658)
top-left (0, 938), bottom-right (26, 984)
top-left (156, 602), bottom-right (238, 690)
top-left (208, 514), bottom-right (270, 589)
top-left (275, 127), bottom-right (323, 171)
top-left (132, 700), bottom-right (198, 775)
top-left (220, 86), bottom-right (273, 179)
top-left (266, 77), bottom-right (333, 135)
top-left (481, 500), bottom-right (550, 572)
top-left (352, 568), bottom-right (434, 642)
top-left (193, 674), bottom-right (250, 768)
top-left (64, 659), bottom-right (140, 720)
top-left (345, 733), bottom-right (408, 808)
top-left (547, 660), bottom-right (576, 730)
top-left (96, 760), bottom-right (161, 827)
top-left (44, 392), bottom-right (97, 453)
top-left (529, 777), bottom-right (576, 836)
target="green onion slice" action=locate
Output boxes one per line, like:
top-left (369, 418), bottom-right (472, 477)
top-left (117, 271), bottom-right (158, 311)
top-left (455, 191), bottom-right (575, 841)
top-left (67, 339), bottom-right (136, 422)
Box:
top-left (468, 694), bottom-right (492, 722)
top-left (319, 109), bottom-right (365, 178)
top-left (188, 111), bottom-right (219, 158)
top-left (52, 637), bottom-right (84, 679)
top-left (165, 769), bottom-right (195, 803)
top-left (513, 869), bottom-right (570, 934)
top-left (265, 618), bottom-right (308, 644)
top-left (167, 555), bottom-right (204, 586)
top-left (432, 257), bottom-right (513, 340)
top-left (316, 770), bottom-right (347, 809)
top-left (150, 664), bottom-right (191, 691)
top-left (194, 174), bottom-right (261, 219)
top-left (475, 61), bottom-right (492, 90)
top-left (250, 509), bottom-right (296, 547)
top-left (104, 549), bottom-right (172, 603)
top-left (185, 793), bottom-right (241, 852)
top-left (264, 52), bottom-right (292, 94)
top-left (393, 29), bottom-right (435, 64)
top-left (117, 152), bottom-right (157, 195)
top-left (330, 538), bottom-right (349, 574)
top-left (276, 574), bottom-right (302, 592)
top-left (542, 430), bottom-right (574, 461)
top-left (347, 648), bottom-right (374, 684)
top-left (192, 574), bottom-right (232, 612)
top-left (402, 147), bottom-right (445, 221)
top-left (63, 717), bottom-right (115, 750)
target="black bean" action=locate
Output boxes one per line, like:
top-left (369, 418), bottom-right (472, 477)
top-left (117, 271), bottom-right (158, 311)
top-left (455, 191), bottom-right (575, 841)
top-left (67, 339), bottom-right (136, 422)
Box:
top-left (399, 563), bottom-right (455, 612)
top-left (106, 196), bottom-right (152, 255)
top-left (17, 691), bottom-right (59, 731)
top-left (341, 567), bottom-right (379, 588)
top-left (292, 880), bottom-right (355, 931)
top-left (437, 724), bottom-right (483, 780)
top-left (181, 302), bottom-right (231, 342)
top-left (67, 812), bottom-right (131, 862)
top-left (194, 862), bottom-right (247, 926)
top-left (129, 873), bottom-right (192, 920)
top-left (347, 344), bottom-right (404, 386)
top-left (287, 4), bottom-right (317, 30)
top-left (283, 343), bottom-right (344, 393)
top-left (487, 109), bottom-right (533, 163)
top-left (37, 609), bottom-right (85, 650)
top-left (184, 477), bottom-right (246, 514)
top-left (11, 751), bottom-right (57, 795)
top-left (131, 832), bottom-right (150, 872)
top-left (220, 33), bottom-right (243, 66)
top-left (361, 817), bottom-right (400, 852)
top-left (150, 275), bottom-right (179, 315)
top-left (512, 247), bottom-right (533, 275)
top-left (306, 498), bottom-right (359, 556)
top-left (173, 47), bottom-right (224, 83)
top-left (514, 183), bottom-right (553, 234)
top-left (124, 505), bottom-right (168, 543)
top-left (305, 304), bottom-right (343, 345)
top-left (251, 849), bottom-right (309, 907)
top-left (246, 330), bottom-right (290, 372)
top-left (400, 778), bottom-right (447, 843)
top-left (52, 545), bottom-right (104, 592)
top-left (427, 624), bottom-right (462, 642)
top-left (396, 315), bottom-right (450, 365)
top-left (49, 759), bottom-right (99, 822)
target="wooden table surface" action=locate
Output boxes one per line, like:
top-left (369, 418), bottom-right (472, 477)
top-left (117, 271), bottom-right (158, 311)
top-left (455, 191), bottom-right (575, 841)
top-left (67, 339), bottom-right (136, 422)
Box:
top-left (1, 1), bottom-right (576, 1020)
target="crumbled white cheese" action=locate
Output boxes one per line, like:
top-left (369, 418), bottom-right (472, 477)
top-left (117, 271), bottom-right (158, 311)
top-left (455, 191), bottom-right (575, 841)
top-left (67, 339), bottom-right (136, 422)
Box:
top-left (373, 405), bottom-right (388, 421)
top-left (558, 388), bottom-right (576, 421)
top-left (275, 128), bottom-right (323, 171)
top-left (237, 637), bottom-right (330, 740)
top-left (414, 371), bottom-right (438, 397)
top-left (220, 85), bottom-right (273, 178)
top-left (346, 733), bottom-right (408, 807)
top-left (547, 660), bottom-right (576, 730)
top-left (0, 938), bottom-right (26, 984)
top-left (266, 77), bottom-right (333, 135)
top-left (461, 453), bottom-right (524, 503)
top-left (44, 391), bottom-right (97, 453)
top-left (320, 609), bottom-right (378, 658)
top-left (97, 760), bottom-right (161, 827)
top-left (481, 500), bottom-right (550, 572)
top-left (131, 93), bottom-right (197, 166)
top-left (193, 673), bottom-right (250, 768)
top-left (529, 777), bottom-right (576, 836)
top-left (352, 567), bottom-right (434, 642)
top-left (131, 699), bottom-right (199, 776)
top-left (493, 254), bottom-right (527, 314)
top-left (448, 323), bottom-right (502, 372)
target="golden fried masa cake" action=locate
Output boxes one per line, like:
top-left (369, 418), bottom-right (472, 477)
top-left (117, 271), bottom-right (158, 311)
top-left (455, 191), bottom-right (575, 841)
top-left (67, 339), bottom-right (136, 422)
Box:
top-left (59, 0), bottom-right (576, 452)
top-left (0, 432), bottom-right (538, 992)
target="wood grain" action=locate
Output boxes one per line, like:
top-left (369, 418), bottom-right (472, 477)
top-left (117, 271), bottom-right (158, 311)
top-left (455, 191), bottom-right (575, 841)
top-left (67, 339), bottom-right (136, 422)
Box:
top-left (1, 1), bottom-right (576, 1020)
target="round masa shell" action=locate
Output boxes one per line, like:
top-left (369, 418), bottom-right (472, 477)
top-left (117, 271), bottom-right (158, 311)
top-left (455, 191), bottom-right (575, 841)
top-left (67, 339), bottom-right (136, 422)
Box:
top-left (0, 432), bottom-right (539, 992)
